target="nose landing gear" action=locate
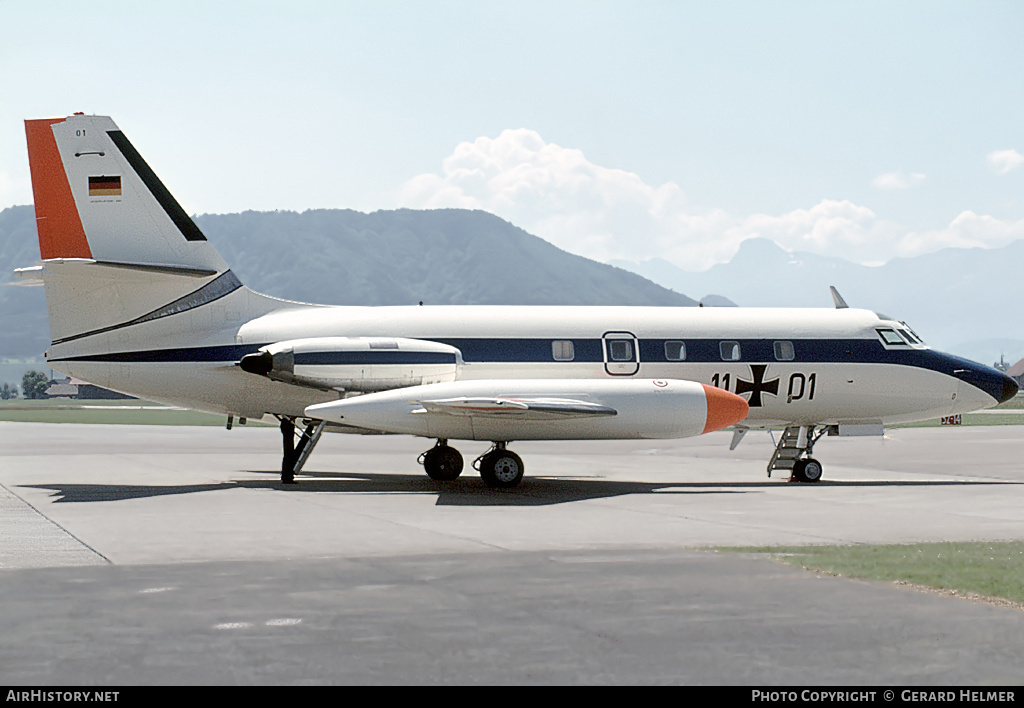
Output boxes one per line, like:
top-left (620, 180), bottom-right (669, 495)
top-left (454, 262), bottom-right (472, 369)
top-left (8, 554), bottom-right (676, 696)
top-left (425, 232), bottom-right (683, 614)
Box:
top-left (769, 425), bottom-right (827, 483)
top-left (791, 457), bottom-right (823, 483)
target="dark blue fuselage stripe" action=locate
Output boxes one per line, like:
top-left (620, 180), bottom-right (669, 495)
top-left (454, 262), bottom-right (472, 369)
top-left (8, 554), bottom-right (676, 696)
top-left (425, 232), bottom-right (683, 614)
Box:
top-left (46, 337), bottom-right (985, 374)
top-left (49, 336), bottom-right (1014, 403)
top-left (431, 338), bottom-right (603, 363)
top-left (295, 351), bottom-right (457, 366)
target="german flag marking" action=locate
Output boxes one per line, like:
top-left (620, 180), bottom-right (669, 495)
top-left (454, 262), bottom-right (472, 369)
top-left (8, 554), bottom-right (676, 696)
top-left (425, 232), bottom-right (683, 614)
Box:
top-left (89, 175), bottom-right (121, 196)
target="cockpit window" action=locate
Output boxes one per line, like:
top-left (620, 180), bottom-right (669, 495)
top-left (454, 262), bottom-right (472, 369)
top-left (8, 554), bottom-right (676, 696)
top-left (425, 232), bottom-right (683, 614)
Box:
top-left (899, 323), bottom-right (924, 344)
top-left (877, 328), bottom-right (908, 346)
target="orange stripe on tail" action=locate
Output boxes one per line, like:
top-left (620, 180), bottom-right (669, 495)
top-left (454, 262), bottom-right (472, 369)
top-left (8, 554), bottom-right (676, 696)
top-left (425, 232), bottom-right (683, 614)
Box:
top-left (25, 118), bottom-right (92, 260)
top-left (701, 383), bottom-right (750, 434)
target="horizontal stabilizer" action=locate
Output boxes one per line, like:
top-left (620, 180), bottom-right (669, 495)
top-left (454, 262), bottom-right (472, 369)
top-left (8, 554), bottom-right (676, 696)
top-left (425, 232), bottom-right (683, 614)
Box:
top-left (12, 266), bottom-right (45, 283)
top-left (418, 397), bottom-right (617, 419)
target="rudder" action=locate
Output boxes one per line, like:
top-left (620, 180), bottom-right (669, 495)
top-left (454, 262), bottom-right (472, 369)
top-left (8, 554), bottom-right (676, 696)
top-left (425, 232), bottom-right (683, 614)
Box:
top-left (24, 118), bottom-right (92, 260)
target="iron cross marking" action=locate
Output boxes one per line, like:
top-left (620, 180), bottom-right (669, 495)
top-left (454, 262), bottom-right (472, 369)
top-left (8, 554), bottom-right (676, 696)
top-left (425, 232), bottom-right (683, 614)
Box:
top-left (734, 364), bottom-right (780, 407)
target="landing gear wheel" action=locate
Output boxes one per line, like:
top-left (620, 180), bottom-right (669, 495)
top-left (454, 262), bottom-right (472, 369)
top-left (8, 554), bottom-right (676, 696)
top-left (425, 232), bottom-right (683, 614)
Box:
top-left (420, 443), bottom-right (464, 481)
top-left (477, 449), bottom-right (525, 489)
top-left (792, 458), bottom-right (823, 483)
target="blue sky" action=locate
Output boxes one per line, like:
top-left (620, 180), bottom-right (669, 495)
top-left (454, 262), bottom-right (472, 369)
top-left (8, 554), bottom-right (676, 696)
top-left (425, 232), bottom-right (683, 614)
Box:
top-left (2, 1), bottom-right (1022, 269)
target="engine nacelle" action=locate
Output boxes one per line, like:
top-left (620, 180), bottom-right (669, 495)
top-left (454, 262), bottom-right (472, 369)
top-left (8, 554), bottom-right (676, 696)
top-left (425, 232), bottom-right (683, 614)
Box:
top-left (239, 337), bottom-right (462, 392)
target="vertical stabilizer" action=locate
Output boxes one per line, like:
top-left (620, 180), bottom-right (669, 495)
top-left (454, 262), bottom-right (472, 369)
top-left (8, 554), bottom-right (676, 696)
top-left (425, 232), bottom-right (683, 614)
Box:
top-left (25, 114), bottom-right (227, 272)
top-left (23, 114), bottom-right (277, 353)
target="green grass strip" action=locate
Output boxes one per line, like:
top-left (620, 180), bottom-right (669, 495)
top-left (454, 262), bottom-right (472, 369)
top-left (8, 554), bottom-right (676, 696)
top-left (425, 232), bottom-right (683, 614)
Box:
top-left (721, 542), bottom-right (1024, 605)
top-left (0, 400), bottom-right (269, 426)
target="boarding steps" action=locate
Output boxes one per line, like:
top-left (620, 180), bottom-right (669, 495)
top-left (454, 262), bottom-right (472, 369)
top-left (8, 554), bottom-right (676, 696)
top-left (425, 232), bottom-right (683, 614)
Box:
top-left (767, 426), bottom-right (806, 478)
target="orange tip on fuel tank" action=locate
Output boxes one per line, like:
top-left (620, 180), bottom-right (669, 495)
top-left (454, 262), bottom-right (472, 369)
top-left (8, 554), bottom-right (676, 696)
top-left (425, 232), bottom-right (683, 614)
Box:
top-left (701, 383), bottom-right (749, 434)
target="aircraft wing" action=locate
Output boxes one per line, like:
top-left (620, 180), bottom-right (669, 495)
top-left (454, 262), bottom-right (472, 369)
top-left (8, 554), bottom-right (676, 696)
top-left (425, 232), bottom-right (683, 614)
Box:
top-left (417, 396), bottom-right (617, 420)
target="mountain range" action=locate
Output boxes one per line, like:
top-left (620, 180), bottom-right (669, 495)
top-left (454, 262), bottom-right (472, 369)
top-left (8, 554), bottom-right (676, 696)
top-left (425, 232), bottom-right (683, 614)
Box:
top-left (0, 205), bottom-right (695, 360)
top-left (612, 238), bottom-right (1024, 366)
top-left (3, 204), bottom-right (1021, 373)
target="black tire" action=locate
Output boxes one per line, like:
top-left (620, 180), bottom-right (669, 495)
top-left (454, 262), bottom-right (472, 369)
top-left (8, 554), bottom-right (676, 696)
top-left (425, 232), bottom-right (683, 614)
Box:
top-left (422, 444), bottom-right (463, 481)
top-left (478, 450), bottom-right (525, 488)
top-left (802, 458), bottom-right (823, 483)
top-left (793, 458), bottom-right (823, 483)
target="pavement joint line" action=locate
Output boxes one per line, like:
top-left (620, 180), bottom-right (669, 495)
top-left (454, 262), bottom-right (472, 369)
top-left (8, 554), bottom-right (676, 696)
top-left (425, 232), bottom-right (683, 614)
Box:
top-left (0, 481), bottom-right (112, 567)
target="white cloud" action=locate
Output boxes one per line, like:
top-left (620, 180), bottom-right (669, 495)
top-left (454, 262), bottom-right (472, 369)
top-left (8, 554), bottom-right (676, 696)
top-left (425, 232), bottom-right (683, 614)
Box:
top-left (897, 211), bottom-right (1024, 257)
top-left (871, 171), bottom-right (926, 190)
top-left (400, 128), bottom-right (698, 264)
top-left (987, 149), bottom-right (1024, 176)
top-left (399, 129), bottom-right (1024, 270)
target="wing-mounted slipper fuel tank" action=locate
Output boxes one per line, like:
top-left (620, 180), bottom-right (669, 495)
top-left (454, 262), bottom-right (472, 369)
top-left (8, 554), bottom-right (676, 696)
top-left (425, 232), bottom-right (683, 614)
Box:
top-left (239, 337), bottom-right (463, 393)
top-left (305, 378), bottom-right (749, 441)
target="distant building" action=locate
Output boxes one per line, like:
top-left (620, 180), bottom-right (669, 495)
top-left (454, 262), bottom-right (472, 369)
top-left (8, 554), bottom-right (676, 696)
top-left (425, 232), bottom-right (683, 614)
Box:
top-left (43, 381), bottom-right (78, 398)
top-left (43, 377), bottom-right (135, 400)
top-left (1006, 359), bottom-right (1024, 387)
top-left (76, 382), bottom-right (135, 400)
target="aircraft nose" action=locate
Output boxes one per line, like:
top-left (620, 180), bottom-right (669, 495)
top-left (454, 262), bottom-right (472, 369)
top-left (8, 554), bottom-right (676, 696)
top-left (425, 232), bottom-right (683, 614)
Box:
top-left (701, 384), bottom-right (750, 434)
top-left (998, 372), bottom-right (1019, 405)
top-left (951, 359), bottom-right (1019, 405)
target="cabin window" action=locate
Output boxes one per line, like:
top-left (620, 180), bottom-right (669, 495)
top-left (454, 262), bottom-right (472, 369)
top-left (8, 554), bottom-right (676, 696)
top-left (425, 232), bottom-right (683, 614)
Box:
top-left (877, 329), bottom-right (908, 346)
top-left (665, 341), bottom-right (686, 361)
top-left (552, 340), bottom-right (575, 361)
top-left (608, 339), bottom-right (634, 362)
top-left (773, 341), bottom-right (795, 361)
top-left (720, 341), bottom-right (741, 361)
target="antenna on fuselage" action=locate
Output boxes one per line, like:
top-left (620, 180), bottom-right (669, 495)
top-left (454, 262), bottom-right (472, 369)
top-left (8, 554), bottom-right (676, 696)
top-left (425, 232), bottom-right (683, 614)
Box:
top-left (829, 286), bottom-right (849, 309)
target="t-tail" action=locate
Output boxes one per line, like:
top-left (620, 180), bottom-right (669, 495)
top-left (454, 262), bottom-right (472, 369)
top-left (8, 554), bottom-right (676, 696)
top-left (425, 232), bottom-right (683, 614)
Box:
top-left (19, 114), bottom-right (293, 382)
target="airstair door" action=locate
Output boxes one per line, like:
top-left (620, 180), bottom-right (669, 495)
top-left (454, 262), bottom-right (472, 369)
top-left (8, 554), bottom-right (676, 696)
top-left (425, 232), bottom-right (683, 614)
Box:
top-left (603, 331), bottom-right (640, 376)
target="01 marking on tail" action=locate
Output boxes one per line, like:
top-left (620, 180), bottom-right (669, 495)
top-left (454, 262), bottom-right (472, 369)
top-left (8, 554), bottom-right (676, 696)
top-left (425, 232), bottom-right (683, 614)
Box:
top-left (17, 114), bottom-right (1018, 487)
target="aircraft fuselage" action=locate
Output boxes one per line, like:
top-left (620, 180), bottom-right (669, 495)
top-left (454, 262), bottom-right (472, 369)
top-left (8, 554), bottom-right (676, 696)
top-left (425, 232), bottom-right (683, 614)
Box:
top-left (48, 298), bottom-right (1012, 427)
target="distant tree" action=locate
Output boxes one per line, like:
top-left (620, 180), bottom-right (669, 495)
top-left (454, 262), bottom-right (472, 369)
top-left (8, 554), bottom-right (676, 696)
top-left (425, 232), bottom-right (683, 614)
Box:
top-left (21, 370), bottom-right (49, 400)
top-left (0, 383), bottom-right (17, 400)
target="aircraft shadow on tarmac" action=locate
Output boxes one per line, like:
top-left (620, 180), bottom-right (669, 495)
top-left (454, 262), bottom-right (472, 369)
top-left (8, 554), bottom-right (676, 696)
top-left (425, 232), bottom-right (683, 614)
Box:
top-left (22, 472), bottom-right (1017, 507)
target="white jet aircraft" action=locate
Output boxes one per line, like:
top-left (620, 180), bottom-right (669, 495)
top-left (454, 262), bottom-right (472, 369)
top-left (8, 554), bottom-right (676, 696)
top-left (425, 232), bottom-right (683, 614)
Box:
top-left (16, 114), bottom-right (1018, 487)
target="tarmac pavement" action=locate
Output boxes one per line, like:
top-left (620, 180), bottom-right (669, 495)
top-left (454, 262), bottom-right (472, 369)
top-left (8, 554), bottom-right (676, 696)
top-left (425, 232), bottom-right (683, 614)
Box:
top-left (1, 422), bottom-right (1022, 685)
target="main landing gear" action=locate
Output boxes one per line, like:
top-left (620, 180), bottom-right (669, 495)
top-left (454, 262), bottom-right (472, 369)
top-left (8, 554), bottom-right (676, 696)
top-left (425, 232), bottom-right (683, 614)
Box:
top-left (418, 440), bottom-right (464, 481)
top-left (768, 425), bottom-right (827, 483)
top-left (418, 440), bottom-right (526, 488)
top-left (474, 443), bottom-right (525, 489)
